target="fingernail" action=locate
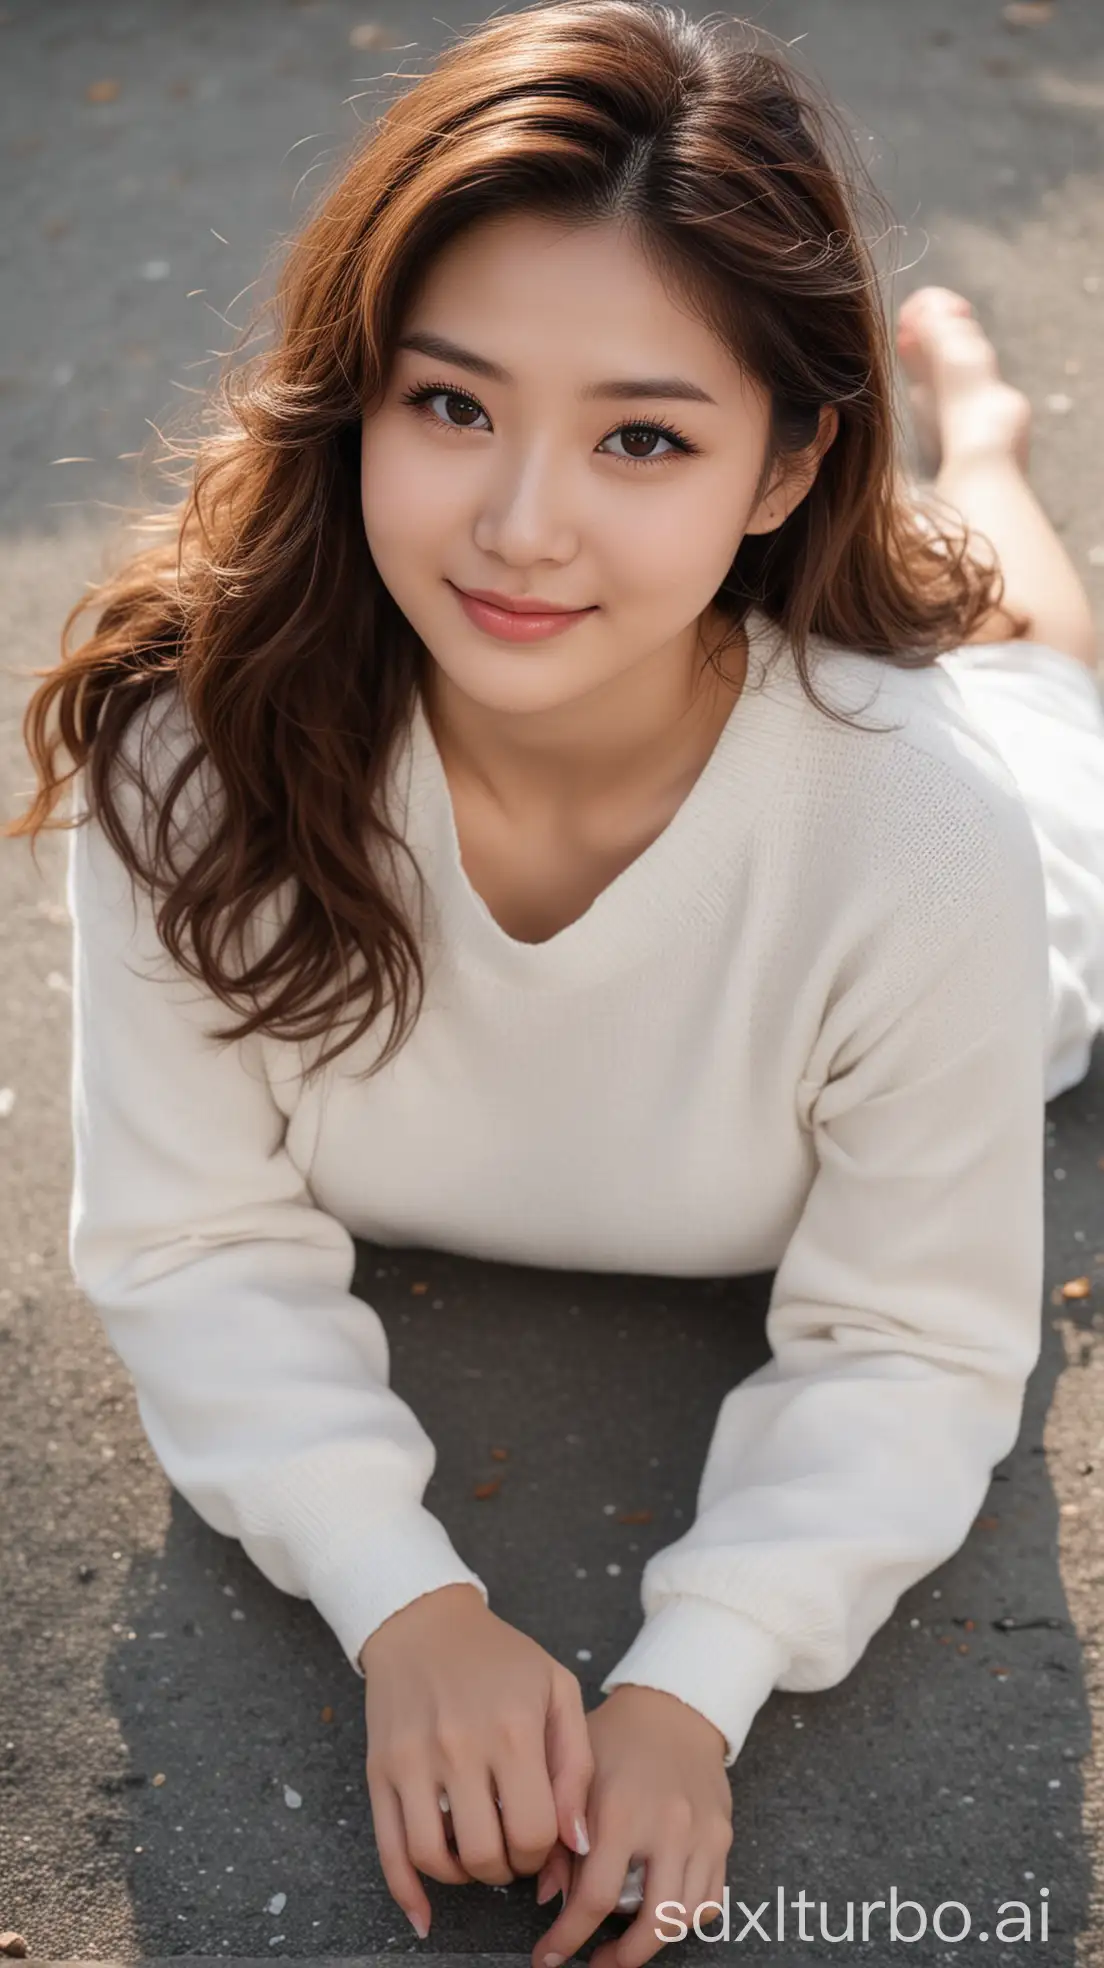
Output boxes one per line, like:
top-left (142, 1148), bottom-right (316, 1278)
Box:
top-left (535, 1873), bottom-right (556, 1906)
top-left (543, 1955), bottom-right (565, 1967)
top-left (573, 1811), bottom-right (589, 1855)
top-left (407, 1911), bottom-right (429, 1939)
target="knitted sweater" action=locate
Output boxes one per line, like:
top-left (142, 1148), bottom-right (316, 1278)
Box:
top-left (67, 610), bottom-right (1050, 1766)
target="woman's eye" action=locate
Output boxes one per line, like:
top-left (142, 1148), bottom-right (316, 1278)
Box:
top-left (406, 386), bottom-right (490, 431)
top-left (599, 424), bottom-right (679, 463)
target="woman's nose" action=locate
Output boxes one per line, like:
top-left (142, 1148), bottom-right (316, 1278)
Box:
top-left (473, 448), bottom-right (578, 565)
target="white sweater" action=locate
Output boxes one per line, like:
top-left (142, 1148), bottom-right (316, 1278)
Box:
top-left (67, 611), bottom-right (1051, 1768)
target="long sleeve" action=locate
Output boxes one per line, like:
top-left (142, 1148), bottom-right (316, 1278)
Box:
top-left (67, 712), bottom-right (488, 1677)
top-left (601, 768), bottom-right (1051, 1766)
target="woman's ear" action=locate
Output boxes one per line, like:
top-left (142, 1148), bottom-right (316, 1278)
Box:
top-left (743, 404), bottom-right (840, 536)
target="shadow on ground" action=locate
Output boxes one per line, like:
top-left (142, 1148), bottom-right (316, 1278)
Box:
top-left (21, 1047), bottom-right (1095, 1967)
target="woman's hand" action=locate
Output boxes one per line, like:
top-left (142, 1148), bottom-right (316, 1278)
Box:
top-left (360, 1583), bottom-right (594, 1940)
top-left (530, 1685), bottom-right (733, 1968)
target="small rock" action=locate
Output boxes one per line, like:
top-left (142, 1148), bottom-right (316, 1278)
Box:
top-left (0, 1089), bottom-right (15, 1119)
top-left (85, 78), bottom-right (121, 102)
top-left (1044, 393), bottom-right (1074, 415)
top-left (320, 1706), bottom-right (334, 1724)
top-left (283, 1786), bottom-right (302, 1810)
top-left (151, 1773), bottom-right (166, 1787)
top-left (231, 1609), bottom-right (246, 1621)
top-left (1002, 0), bottom-right (1053, 22)
top-left (267, 1894), bottom-right (287, 1916)
top-left (0, 1939), bottom-right (28, 1960)
top-left (1088, 545), bottom-right (1104, 567)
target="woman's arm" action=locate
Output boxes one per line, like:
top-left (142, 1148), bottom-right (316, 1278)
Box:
top-left (600, 758), bottom-right (1052, 1767)
top-left (67, 707), bottom-right (487, 1678)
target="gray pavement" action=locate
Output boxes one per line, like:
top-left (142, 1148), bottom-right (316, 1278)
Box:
top-left (1, 1), bottom-right (1103, 1964)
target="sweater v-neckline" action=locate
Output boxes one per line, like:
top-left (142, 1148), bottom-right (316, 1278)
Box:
top-left (404, 607), bottom-right (799, 988)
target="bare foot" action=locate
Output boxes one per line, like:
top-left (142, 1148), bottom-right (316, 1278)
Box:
top-left (896, 286), bottom-right (1032, 478)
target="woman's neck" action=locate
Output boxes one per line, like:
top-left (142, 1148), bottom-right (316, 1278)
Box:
top-left (421, 608), bottom-right (749, 829)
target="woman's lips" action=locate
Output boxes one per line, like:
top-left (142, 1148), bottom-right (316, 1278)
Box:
top-left (449, 582), bottom-right (596, 643)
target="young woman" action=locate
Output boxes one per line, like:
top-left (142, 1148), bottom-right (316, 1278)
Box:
top-left (9, 2), bottom-right (1102, 1963)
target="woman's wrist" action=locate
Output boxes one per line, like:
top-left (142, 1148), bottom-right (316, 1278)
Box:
top-left (599, 1681), bottom-right (728, 1759)
top-left (358, 1580), bottom-right (488, 1675)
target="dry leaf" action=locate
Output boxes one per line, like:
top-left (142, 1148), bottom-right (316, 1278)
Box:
top-left (490, 1446), bottom-right (508, 1461)
top-left (320, 1705), bottom-right (334, 1724)
top-left (975, 1515), bottom-right (1000, 1531)
top-left (1061, 1276), bottom-right (1092, 1299)
top-left (151, 1772), bottom-right (166, 1787)
top-left (86, 78), bottom-right (121, 103)
top-left (473, 1479), bottom-right (501, 1500)
top-left (1002, 0), bottom-right (1053, 22)
top-left (964, 1618), bottom-right (976, 1632)
top-left (957, 1642), bottom-right (971, 1654)
top-left (617, 1509), bottom-right (652, 1524)
top-left (410, 1281), bottom-right (428, 1295)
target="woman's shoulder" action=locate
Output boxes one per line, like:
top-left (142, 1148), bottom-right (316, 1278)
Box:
top-left (763, 634), bottom-right (1045, 938)
top-left (786, 635), bottom-right (1032, 831)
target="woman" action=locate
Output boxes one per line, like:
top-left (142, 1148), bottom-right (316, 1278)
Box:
top-left (8, 4), bottom-right (1102, 1965)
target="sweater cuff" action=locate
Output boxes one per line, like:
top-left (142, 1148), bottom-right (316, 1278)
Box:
top-left (303, 1502), bottom-right (489, 1677)
top-left (599, 1595), bottom-right (786, 1768)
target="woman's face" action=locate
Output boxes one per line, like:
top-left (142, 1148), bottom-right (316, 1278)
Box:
top-left (361, 212), bottom-right (827, 721)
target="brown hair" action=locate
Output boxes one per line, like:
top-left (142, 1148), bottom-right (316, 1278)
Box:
top-left (7, 0), bottom-right (1025, 1079)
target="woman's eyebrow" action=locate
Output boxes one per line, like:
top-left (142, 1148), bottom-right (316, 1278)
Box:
top-left (395, 330), bottom-right (717, 404)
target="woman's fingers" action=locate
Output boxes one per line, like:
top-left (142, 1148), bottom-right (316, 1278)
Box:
top-left (366, 1776), bottom-right (438, 1935)
top-left (535, 1839), bottom-right (575, 1908)
top-left (393, 1774), bottom-right (474, 1887)
top-left (493, 1745), bottom-right (561, 1878)
top-left (532, 1832), bottom-right (638, 1965)
top-left (442, 1763), bottom-right (516, 1885)
top-left (605, 1851), bottom-right (690, 1968)
top-left (682, 1844), bottom-right (729, 1939)
top-left (545, 1665), bottom-right (596, 1856)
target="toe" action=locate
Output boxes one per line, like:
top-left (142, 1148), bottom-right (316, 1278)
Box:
top-left (898, 287), bottom-right (974, 348)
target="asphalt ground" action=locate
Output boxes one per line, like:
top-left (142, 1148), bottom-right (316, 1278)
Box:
top-left (1, 1), bottom-right (1103, 1963)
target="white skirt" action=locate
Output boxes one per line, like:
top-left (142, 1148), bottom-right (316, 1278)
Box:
top-left (937, 639), bottom-right (1104, 1102)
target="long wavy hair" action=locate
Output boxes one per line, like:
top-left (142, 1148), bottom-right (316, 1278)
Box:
top-left (7, 0), bottom-right (1025, 1080)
